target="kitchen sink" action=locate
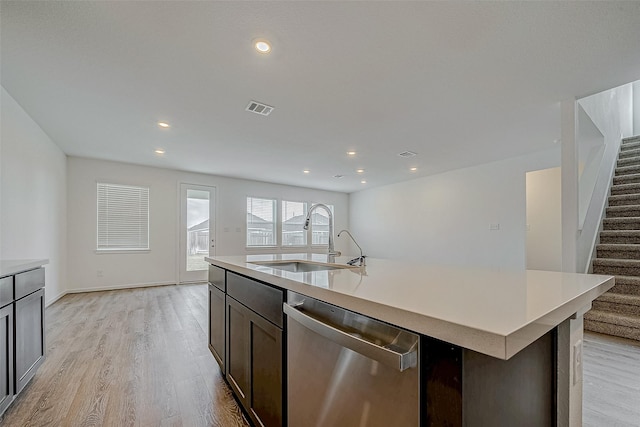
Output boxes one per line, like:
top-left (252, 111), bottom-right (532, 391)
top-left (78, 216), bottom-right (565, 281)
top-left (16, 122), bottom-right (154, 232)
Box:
top-left (250, 260), bottom-right (355, 273)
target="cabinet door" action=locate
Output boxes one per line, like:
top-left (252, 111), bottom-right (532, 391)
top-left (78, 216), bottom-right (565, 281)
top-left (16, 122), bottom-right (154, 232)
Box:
top-left (14, 289), bottom-right (45, 393)
top-left (249, 311), bottom-right (282, 427)
top-left (208, 284), bottom-right (226, 371)
top-left (0, 304), bottom-right (14, 417)
top-left (226, 297), bottom-right (250, 406)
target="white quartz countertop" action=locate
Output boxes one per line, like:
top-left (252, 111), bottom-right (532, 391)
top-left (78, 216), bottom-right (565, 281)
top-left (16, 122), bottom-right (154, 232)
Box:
top-left (207, 253), bottom-right (614, 360)
top-left (0, 259), bottom-right (49, 277)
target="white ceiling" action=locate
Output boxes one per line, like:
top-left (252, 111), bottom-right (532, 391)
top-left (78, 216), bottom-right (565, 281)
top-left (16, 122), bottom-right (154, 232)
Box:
top-left (2, 1), bottom-right (640, 193)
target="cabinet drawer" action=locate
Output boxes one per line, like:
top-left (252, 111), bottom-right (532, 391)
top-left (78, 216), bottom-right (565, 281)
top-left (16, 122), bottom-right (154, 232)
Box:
top-left (0, 277), bottom-right (12, 308)
top-left (209, 265), bottom-right (226, 292)
top-left (15, 268), bottom-right (45, 300)
top-left (227, 273), bottom-right (283, 328)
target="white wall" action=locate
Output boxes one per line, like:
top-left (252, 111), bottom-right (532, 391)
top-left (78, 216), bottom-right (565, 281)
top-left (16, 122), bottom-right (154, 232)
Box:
top-left (576, 84), bottom-right (634, 273)
top-left (67, 157), bottom-right (349, 292)
top-left (526, 167), bottom-right (562, 271)
top-left (634, 81), bottom-right (640, 135)
top-left (1, 87), bottom-right (68, 305)
top-left (349, 148), bottom-right (559, 270)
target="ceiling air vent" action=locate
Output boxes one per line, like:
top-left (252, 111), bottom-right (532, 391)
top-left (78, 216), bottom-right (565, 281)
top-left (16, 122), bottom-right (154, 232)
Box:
top-left (397, 151), bottom-right (417, 158)
top-left (246, 100), bottom-right (274, 116)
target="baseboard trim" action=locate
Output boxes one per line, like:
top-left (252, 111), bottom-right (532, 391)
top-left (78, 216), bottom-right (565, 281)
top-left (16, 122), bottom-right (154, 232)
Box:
top-left (45, 291), bottom-right (68, 307)
top-left (67, 281), bottom-right (176, 294)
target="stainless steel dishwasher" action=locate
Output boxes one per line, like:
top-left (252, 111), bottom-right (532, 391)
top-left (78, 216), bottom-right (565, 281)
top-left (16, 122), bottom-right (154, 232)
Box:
top-left (284, 291), bottom-right (420, 427)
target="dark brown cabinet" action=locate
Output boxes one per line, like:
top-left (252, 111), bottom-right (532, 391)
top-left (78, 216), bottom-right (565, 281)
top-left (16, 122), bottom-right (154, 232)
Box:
top-left (208, 267), bottom-right (284, 427)
top-left (226, 295), bottom-right (283, 427)
top-left (208, 284), bottom-right (226, 371)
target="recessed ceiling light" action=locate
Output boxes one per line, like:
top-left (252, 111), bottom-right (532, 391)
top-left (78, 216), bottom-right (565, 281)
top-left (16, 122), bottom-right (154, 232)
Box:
top-left (410, 167), bottom-right (418, 172)
top-left (347, 151), bottom-right (356, 156)
top-left (155, 149), bottom-right (165, 155)
top-left (157, 122), bottom-right (170, 128)
top-left (303, 170), bottom-right (310, 174)
top-left (361, 180), bottom-right (367, 184)
top-left (356, 169), bottom-right (365, 174)
top-left (254, 39), bottom-right (271, 54)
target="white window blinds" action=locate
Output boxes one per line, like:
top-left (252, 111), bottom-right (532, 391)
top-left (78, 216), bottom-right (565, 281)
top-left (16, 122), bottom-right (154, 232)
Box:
top-left (247, 197), bottom-right (276, 246)
top-left (311, 204), bottom-right (333, 245)
top-left (97, 183), bottom-right (150, 250)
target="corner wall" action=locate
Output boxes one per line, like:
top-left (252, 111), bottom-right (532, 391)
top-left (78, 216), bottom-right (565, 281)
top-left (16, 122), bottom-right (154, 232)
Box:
top-left (66, 157), bottom-right (349, 292)
top-left (1, 87), bottom-right (68, 305)
top-left (349, 148), bottom-right (559, 269)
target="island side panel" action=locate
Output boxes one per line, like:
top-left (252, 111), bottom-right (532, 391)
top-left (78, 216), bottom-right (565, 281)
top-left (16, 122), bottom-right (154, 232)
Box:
top-left (462, 329), bottom-right (555, 426)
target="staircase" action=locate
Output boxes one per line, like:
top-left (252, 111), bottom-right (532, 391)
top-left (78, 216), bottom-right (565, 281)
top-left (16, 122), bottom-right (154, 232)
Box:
top-left (585, 135), bottom-right (640, 341)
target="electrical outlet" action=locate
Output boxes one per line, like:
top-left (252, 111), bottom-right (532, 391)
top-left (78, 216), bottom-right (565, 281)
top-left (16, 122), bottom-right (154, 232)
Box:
top-left (224, 227), bottom-right (229, 232)
top-left (97, 270), bottom-right (103, 277)
top-left (573, 339), bottom-right (583, 385)
top-left (490, 223), bottom-right (500, 231)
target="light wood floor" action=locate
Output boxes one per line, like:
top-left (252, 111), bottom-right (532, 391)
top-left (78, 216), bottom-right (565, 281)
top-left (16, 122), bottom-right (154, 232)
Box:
top-left (583, 331), bottom-right (640, 427)
top-left (1, 285), bottom-right (639, 426)
top-left (0, 284), bottom-right (248, 426)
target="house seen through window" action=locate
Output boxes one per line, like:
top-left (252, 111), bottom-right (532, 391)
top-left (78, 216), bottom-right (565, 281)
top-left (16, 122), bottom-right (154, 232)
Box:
top-left (247, 197), bottom-right (333, 248)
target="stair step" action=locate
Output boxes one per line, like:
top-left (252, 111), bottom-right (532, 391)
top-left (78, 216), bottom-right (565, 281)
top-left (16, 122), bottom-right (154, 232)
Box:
top-left (608, 194), bottom-right (640, 206)
top-left (610, 275), bottom-right (640, 296)
top-left (605, 205), bottom-right (640, 218)
top-left (619, 148), bottom-right (640, 159)
top-left (615, 164), bottom-right (640, 176)
top-left (602, 217), bottom-right (640, 230)
top-left (613, 173), bottom-right (640, 185)
top-left (593, 292), bottom-right (640, 316)
top-left (600, 230), bottom-right (640, 244)
top-left (621, 141), bottom-right (640, 152)
top-left (610, 182), bottom-right (640, 195)
top-left (584, 310), bottom-right (640, 341)
top-left (618, 156), bottom-right (640, 167)
top-left (621, 135), bottom-right (640, 145)
top-left (596, 243), bottom-right (640, 259)
top-left (593, 258), bottom-right (640, 276)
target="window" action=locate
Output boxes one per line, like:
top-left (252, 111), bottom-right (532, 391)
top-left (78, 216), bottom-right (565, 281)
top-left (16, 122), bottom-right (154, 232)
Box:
top-left (311, 204), bottom-right (333, 245)
top-left (282, 201), bottom-right (307, 246)
top-left (97, 182), bottom-right (149, 251)
top-left (247, 197), bottom-right (276, 246)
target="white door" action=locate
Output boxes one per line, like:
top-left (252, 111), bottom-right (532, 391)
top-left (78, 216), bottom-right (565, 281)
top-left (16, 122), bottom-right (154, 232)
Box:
top-left (179, 183), bottom-right (216, 284)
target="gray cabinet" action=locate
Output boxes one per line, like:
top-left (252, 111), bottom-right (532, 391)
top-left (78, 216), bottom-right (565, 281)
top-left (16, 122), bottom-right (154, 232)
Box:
top-left (14, 287), bottom-right (45, 393)
top-left (0, 303), bottom-right (14, 417)
top-left (0, 266), bottom-right (46, 418)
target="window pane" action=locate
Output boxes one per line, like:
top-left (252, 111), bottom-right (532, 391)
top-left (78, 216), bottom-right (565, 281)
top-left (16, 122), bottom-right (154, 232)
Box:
top-left (282, 201), bottom-right (307, 246)
top-left (97, 183), bottom-right (149, 250)
top-left (311, 204), bottom-right (333, 245)
top-left (186, 189), bottom-right (210, 271)
top-left (247, 197), bottom-right (276, 246)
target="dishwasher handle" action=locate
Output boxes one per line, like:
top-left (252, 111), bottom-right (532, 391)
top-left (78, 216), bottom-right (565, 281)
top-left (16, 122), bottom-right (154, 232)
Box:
top-left (284, 302), bottom-right (417, 372)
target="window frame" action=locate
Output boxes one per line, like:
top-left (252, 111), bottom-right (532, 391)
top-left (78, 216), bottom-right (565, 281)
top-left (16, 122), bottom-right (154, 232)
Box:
top-left (245, 196), bottom-right (335, 251)
top-left (246, 196), bottom-right (278, 248)
top-left (96, 182), bottom-right (150, 253)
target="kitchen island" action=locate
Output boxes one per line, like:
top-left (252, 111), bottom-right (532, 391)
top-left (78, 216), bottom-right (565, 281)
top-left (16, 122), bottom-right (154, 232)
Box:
top-left (206, 253), bottom-right (613, 426)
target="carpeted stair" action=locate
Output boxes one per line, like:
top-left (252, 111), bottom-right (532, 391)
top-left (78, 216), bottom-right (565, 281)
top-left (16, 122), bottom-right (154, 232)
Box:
top-left (586, 135), bottom-right (640, 341)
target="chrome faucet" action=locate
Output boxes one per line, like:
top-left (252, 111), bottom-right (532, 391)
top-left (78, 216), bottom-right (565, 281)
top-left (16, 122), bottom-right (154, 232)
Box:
top-left (338, 229), bottom-right (366, 266)
top-left (304, 203), bottom-right (341, 256)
